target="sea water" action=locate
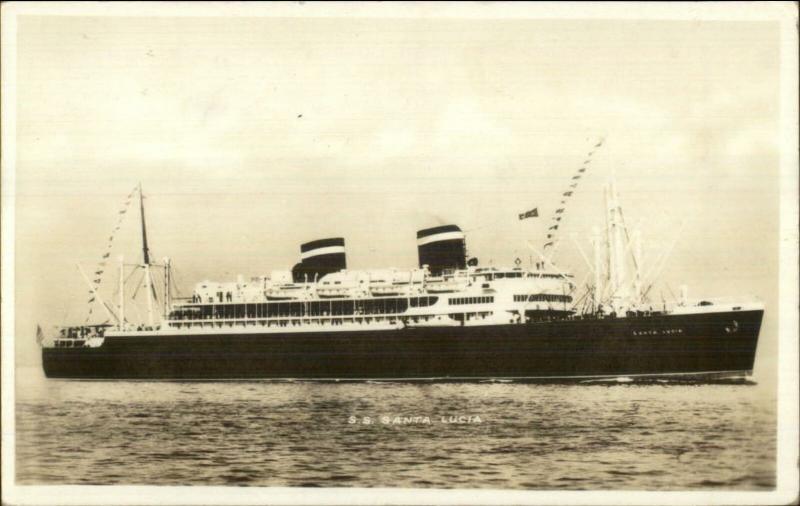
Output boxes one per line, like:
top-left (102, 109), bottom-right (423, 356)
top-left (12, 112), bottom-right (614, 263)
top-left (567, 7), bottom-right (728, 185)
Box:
top-left (15, 368), bottom-right (775, 489)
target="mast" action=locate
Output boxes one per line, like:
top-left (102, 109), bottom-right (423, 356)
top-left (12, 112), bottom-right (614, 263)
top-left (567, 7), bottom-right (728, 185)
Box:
top-left (139, 183), bottom-right (155, 327)
top-left (144, 263), bottom-right (155, 327)
top-left (139, 183), bottom-right (150, 266)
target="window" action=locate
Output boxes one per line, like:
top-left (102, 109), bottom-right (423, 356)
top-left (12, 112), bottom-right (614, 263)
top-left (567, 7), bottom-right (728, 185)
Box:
top-left (449, 296), bottom-right (494, 305)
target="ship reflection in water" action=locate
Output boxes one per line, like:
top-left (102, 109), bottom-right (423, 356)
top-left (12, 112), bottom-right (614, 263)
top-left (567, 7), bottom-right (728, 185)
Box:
top-left (16, 371), bottom-right (775, 489)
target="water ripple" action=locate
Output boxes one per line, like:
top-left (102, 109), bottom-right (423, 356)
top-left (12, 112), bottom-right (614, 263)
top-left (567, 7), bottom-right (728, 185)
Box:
top-left (15, 380), bottom-right (775, 489)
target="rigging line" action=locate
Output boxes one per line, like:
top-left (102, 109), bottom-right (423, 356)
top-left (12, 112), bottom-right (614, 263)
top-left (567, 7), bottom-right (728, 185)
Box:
top-left (583, 284), bottom-right (596, 313)
top-left (568, 271), bottom-right (592, 310)
top-left (171, 264), bottom-right (182, 286)
top-left (131, 270), bottom-right (146, 300)
top-left (102, 301), bottom-right (118, 321)
top-left (617, 207), bottom-right (643, 274)
top-left (575, 270), bottom-right (591, 293)
top-left (641, 222), bottom-right (684, 296)
top-left (570, 234), bottom-right (595, 275)
top-left (124, 264), bottom-right (141, 284)
top-left (129, 295), bottom-right (143, 324)
top-left (665, 283), bottom-right (678, 303)
top-left (570, 283), bottom-right (591, 312)
top-left (113, 262), bottom-right (136, 296)
top-left (639, 239), bottom-right (671, 300)
top-left (170, 271), bottom-right (182, 298)
top-left (149, 269), bottom-right (161, 304)
top-left (607, 227), bottom-right (645, 299)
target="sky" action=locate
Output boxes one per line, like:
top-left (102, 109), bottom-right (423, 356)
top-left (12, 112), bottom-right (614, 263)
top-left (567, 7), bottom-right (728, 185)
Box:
top-left (11, 14), bottom-right (782, 389)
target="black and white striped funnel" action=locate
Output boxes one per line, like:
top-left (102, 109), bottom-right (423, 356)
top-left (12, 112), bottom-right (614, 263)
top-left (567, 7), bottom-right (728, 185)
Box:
top-left (292, 237), bottom-right (346, 282)
top-left (416, 225), bottom-right (466, 276)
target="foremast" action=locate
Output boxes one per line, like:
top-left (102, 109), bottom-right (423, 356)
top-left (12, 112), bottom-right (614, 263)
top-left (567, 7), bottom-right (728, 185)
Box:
top-left (116, 184), bottom-right (171, 331)
top-left (593, 178), bottom-right (645, 315)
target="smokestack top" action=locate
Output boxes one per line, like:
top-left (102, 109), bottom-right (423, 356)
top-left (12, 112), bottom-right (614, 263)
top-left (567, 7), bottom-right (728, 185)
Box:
top-left (416, 225), bottom-right (464, 246)
top-left (300, 237), bottom-right (345, 253)
top-left (417, 224), bottom-right (462, 239)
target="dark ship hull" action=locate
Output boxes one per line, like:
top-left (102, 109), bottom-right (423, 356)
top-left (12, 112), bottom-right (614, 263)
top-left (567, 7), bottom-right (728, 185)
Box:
top-left (42, 309), bottom-right (762, 381)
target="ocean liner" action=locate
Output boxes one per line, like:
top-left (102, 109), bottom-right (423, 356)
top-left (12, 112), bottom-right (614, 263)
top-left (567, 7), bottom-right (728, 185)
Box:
top-left (39, 176), bottom-right (763, 381)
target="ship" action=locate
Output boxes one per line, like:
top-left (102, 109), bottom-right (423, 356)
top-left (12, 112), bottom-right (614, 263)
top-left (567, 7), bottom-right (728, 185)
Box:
top-left (39, 178), bottom-right (764, 381)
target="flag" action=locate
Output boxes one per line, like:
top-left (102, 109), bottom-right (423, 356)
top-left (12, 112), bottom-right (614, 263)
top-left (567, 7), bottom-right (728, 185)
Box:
top-left (93, 278), bottom-right (101, 284)
top-left (548, 225), bottom-right (558, 230)
top-left (518, 208), bottom-right (538, 220)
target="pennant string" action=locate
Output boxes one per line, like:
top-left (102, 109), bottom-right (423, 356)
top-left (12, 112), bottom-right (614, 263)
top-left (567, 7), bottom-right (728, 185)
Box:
top-left (543, 138), bottom-right (604, 250)
top-left (86, 184), bottom-right (139, 319)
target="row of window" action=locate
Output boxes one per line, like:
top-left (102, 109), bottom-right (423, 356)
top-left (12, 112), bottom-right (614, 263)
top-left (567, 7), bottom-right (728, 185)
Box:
top-left (513, 294), bottom-right (573, 303)
top-left (170, 296), bottom-right (440, 321)
top-left (485, 272), bottom-right (523, 280)
top-left (448, 296), bottom-right (494, 306)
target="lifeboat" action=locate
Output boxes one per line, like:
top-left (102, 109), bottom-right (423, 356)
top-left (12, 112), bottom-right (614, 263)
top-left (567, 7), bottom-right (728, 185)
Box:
top-left (264, 284), bottom-right (304, 300)
top-left (424, 280), bottom-right (466, 293)
top-left (317, 287), bottom-right (352, 298)
top-left (369, 284), bottom-right (403, 296)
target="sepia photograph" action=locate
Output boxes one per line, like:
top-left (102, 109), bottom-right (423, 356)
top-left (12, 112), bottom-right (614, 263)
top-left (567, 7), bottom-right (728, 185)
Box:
top-left (2, 2), bottom-right (798, 505)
